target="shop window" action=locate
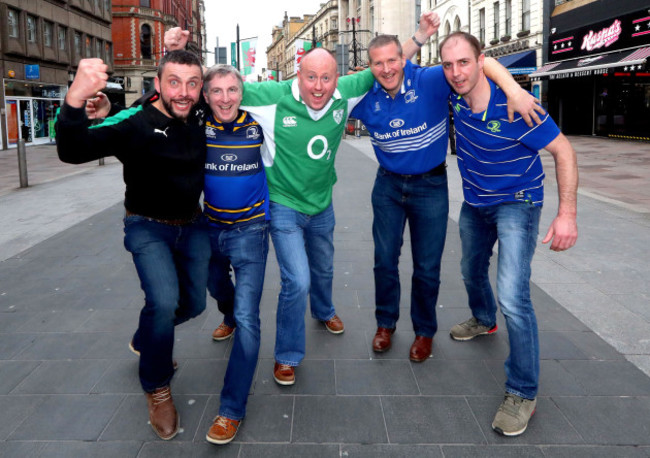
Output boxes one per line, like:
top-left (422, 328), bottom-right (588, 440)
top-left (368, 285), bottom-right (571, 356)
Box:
top-left (141, 24), bottom-right (152, 59)
top-left (27, 15), bottom-right (37, 43)
top-left (44, 21), bottom-right (54, 48)
top-left (493, 2), bottom-right (500, 40)
top-left (7, 8), bottom-right (19, 38)
top-left (521, 0), bottom-right (530, 31)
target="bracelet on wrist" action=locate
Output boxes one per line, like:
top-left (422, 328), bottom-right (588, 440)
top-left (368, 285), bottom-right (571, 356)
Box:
top-left (412, 35), bottom-right (425, 47)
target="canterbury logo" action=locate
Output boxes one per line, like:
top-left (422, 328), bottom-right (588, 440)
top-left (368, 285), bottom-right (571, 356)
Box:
top-left (154, 127), bottom-right (169, 137)
top-left (283, 116), bottom-right (297, 127)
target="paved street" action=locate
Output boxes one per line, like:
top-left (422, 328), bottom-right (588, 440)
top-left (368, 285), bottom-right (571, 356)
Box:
top-left (0, 136), bottom-right (649, 456)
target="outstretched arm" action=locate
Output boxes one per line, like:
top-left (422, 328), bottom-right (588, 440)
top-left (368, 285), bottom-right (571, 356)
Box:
top-left (403, 11), bottom-right (440, 60)
top-left (541, 133), bottom-right (578, 251)
top-left (483, 58), bottom-right (545, 126)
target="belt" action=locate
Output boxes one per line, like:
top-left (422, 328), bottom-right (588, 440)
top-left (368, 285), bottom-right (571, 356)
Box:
top-left (381, 162), bottom-right (446, 179)
top-left (125, 207), bottom-right (201, 226)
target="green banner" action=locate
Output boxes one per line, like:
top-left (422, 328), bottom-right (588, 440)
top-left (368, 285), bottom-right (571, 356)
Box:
top-left (231, 42), bottom-right (237, 67)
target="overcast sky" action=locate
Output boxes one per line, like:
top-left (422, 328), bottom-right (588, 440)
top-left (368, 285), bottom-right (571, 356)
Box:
top-left (203, 0), bottom-right (326, 70)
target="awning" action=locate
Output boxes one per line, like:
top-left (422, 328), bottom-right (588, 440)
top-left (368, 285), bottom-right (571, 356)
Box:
top-left (497, 50), bottom-right (537, 75)
top-left (531, 47), bottom-right (650, 79)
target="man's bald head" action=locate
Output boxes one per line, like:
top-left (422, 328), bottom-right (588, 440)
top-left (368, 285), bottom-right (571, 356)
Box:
top-left (297, 48), bottom-right (339, 111)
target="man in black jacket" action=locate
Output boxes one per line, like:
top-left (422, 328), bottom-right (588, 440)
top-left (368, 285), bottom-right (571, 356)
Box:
top-left (56, 51), bottom-right (209, 441)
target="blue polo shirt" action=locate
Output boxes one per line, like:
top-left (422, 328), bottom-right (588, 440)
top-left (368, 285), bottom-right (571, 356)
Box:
top-left (351, 61), bottom-right (452, 174)
top-left (451, 78), bottom-right (561, 207)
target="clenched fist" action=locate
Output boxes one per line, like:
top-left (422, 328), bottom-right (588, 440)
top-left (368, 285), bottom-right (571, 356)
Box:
top-left (164, 27), bottom-right (190, 52)
top-left (66, 59), bottom-right (109, 108)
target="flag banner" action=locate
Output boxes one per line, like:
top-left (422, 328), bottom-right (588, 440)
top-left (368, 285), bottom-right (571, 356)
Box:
top-left (231, 42), bottom-right (237, 67)
top-left (241, 38), bottom-right (257, 76)
top-left (268, 70), bottom-right (277, 81)
top-left (294, 40), bottom-right (313, 72)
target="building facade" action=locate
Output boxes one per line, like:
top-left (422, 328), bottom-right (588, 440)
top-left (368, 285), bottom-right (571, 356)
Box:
top-left (110, 0), bottom-right (205, 106)
top-left (1, 0), bottom-right (113, 149)
top-left (266, 12), bottom-right (311, 81)
top-left (531, 0), bottom-right (650, 140)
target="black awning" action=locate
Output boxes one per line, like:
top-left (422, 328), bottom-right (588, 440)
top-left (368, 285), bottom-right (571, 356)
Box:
top-left (531, 47), bottom-right (650, 79)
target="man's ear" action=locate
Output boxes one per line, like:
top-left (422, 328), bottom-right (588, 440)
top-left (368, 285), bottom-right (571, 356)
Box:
top-left (154, 76), bottom-right (161, 94)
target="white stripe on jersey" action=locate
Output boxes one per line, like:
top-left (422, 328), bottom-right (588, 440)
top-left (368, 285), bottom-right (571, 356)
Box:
top-left (370, 118), bottom-right (446, 154)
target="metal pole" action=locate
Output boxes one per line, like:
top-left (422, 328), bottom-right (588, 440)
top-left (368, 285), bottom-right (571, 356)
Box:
top-left (352, 20), bottom-right (358, 68)
top-left (17, 139), bottom-right (28, 188)
top-left (236, 24), bottom-right (241, 72)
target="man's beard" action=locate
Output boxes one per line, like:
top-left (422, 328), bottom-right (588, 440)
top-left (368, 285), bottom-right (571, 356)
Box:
top-left (160, 94), bottom-right (195, 122)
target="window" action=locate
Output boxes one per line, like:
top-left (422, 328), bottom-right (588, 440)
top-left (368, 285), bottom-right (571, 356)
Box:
top-left (493, 2), bottom-right (500, 40)
top-left (44, 21), bottom-right (53, 47)
top-left (95, 0), bottom-right (101, 12)
top-left (140, 0), bottom-right (151, 7)
top-left (454, 16), bottom-right (461, 32)
top-left (479, 8), bottom-right (486, 45)
top-left (140, 24), bottom-right (152, 59)
top-left (105, 42), bottom-right (112, 64)
top-left (104, 0), bottom-right (111, 13)
top-left (505, 0), bottom-right (512, 35)
top-left (74, 31), bottom-right (82, 57)
top-left (7, 9), bottom-right (19, 38)
top-left (27, 15), bottom-right (36, 43)
top-left (58, 27), bottom-right (67, 51)
top-left (95, 39), bottom-right (102, 58)
top-left (522, 0), bottom-right (530, 31)
top-left (86, 36), bottom-right (92, 58)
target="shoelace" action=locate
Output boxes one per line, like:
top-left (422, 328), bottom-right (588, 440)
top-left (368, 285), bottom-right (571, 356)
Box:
top-left (151, 387), bottom-right (172, 406)
top-left (499, 394), bottom-right (523, 417)
top-left (215, 416), bottom-right (237, 429)
top-left (217, 323), bottom-right (231, 331)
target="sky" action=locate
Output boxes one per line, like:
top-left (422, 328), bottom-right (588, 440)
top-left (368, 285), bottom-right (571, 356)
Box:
top-left (203, 0), bottom-right (326, 71)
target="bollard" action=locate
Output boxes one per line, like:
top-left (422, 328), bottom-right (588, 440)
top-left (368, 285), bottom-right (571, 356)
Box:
top-left (99, 157), bottom-right (105, 166)
top-left (17, 139), bottom-right (28, 188)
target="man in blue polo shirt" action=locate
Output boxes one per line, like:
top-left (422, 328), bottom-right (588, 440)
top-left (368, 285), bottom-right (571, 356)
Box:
top-left (440, 31), bottom-right (578, 436)
top-left (350, 12), bottom-right (546, 362)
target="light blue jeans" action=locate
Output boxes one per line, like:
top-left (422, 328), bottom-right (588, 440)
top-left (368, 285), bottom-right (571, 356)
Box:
top-left (459, 201), bottom-right (541, 400)
top-left (269, 201), bottom-right (337, 366)
top-left (207, 220), bottom-right (269, 420)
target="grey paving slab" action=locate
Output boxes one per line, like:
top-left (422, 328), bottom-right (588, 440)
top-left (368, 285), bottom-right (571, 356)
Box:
top-left (8, 394), bottom-right (124, 441)
top-left (336, 359), bottom-right (419, 395)
top-left (172, 359), bottom-right (229, 395)
top-left (14, 310), bottom-right (93, 333)
top-left (254, 359), bottom-right (335, 395)
top-left (539, 445), bottom-right (650, 457)
top-left (293, 395), bottom-right (387, 443)
top-left (139, 441), bottom-right (240, 457)
top-left (341, 444), bottom-right (444, 457)
top-left (1, 442), bottom-right (47, 458)
top-left (381, 396), bottom-right (485, 444)
top-left (0, 395), bottom-right (47, 440)
top-left (0, 333), bottom-right (38, 359)
top-left (412, 359), bottom-right (502, 395)
top-left (12, 332), bottom-right (102, 360)
top-left (90, 359), bottom-right (143, 394)
top-left (24, 441), bottom-right (144, 458)
top-left (441, 445), bottom-right (545, 457)
top-left (559, 360), bottom-right (650, 396)
top-left (11, 360), bottom-right (110, 394)
top-left (539, 331), bottom-right (590, 360)
top-left (552, 396), bottom-right (650, 445)
top-left (0, 361), bottom-right (40, 394)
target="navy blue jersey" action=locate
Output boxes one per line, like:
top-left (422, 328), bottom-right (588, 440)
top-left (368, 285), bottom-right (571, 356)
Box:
top-left (203, 111), bottom-right (269, 227)
top-left (451, 79), bottom-right (561, 207)
top-left (351, 61), bottom-right (452, 174)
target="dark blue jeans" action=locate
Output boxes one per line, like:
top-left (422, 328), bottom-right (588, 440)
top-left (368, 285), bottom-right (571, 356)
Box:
top-left (459, 201), bottom-right (541, 399)
top-left (207, 220), bottom-right (269, 420)
top-left (372, 167), bottom-right (449, 337)
top-left (124, 215), bottom-right (210, 393)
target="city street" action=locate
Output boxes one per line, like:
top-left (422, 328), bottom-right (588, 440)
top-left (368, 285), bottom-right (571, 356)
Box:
top-left (0, 136), bottom-right (649, 456)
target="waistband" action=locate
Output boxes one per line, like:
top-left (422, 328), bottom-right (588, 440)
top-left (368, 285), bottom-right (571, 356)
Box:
top-left (125, 207), bottom-right (201, 226)
top-left (380, 161), bottom-right (447, 179)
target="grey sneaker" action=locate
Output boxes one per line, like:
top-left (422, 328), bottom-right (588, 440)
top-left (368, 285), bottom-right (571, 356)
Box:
top-left (492, 393), bottom-right (537, 436)
top-left (450, 317), bottom-right (497, 341)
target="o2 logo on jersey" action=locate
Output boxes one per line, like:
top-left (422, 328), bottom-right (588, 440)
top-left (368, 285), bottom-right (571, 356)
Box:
top-left (486, 120), bottom-right (501, 133)
top-left (246, 126), bottom-right (260, 139)
top-left (307, 135), bottom-right (332, 160)
top-left (389, 119), bottom-right (405, 129)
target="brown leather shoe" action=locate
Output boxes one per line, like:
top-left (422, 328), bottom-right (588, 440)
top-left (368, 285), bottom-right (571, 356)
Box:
top-left (212, 322), bottom-right (235, 341)
top-left (273, 362), bottom-right (295, 386)
top-left (372, 327), bottom-right (395, 353)
top-left (323, 314), bottom-right (344, 334)
top-left (409, 336), bottom-right (433, 362)
top-left (145, 386), bottom-right (179, 440)
top-left (206, 415), bottom-right (241, 445)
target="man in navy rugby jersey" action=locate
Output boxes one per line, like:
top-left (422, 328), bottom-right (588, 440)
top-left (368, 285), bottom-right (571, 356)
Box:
top-left (440, 31), bottom-right (578, 437)
top-left (200, 65), bottom-right (269, 445)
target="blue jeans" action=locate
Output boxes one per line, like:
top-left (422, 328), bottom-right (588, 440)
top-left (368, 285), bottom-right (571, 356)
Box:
top-left (207, 220), bottom-right (269, 420)
top-left (459, 201), bottom-right (542, 400)
top-left (123, 215), bottom-right (210, 393)
top-left (269, 201), bottom-right (337, 366)
top-left (372, 167), bottom-right (449, 337)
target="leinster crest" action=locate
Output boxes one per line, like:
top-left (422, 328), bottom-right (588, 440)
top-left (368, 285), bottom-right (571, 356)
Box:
top-left (333, 109), bottom-right (344, 125)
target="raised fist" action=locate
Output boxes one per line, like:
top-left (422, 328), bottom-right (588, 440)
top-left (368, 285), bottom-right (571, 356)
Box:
top-left (66, 59), bottom-right (109, 108)
top-left (164, 27), bottom-right (190, 51)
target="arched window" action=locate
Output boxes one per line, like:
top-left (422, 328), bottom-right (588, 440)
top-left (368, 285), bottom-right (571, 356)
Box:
top-left (444, 21), bottom-right (451, 37)
top-left (141, 24), bottom-right (152, 59)
top-left (454, 16), bottom-right (461, 31)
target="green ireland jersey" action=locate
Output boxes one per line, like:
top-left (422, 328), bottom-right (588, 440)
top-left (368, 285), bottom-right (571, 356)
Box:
top-left (241, 70), bottom-right (374, 215)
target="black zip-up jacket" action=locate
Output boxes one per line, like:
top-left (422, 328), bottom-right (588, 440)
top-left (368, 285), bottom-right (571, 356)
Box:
top-left (56, 94), bottom-right (207, 220)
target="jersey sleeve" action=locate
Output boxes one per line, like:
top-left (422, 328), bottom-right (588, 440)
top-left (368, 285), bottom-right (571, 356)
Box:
top-left (517, 110), bottom-right (561, 151)
top-left (241, 80), bottom-right (292, 107)
top-left (419, 65), bottom-right (452, 102)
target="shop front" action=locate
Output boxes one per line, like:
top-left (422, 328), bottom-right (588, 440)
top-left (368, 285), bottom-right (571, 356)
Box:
top-left (532, 6), bottom-right (650, 141)
top-left (3, 79), bottom-right (66, 147)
